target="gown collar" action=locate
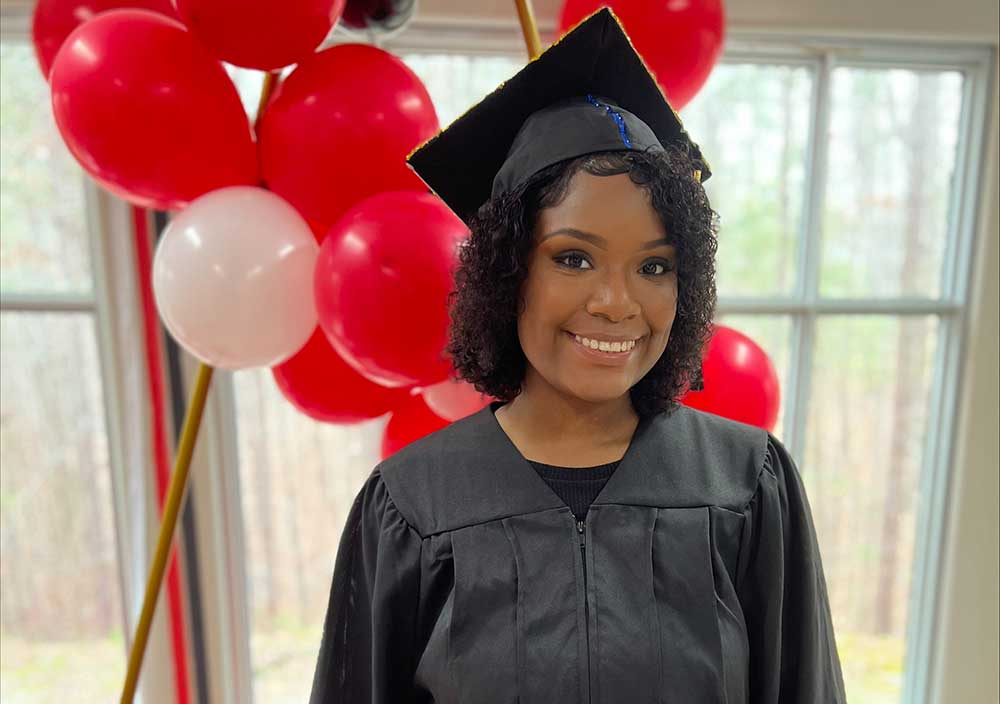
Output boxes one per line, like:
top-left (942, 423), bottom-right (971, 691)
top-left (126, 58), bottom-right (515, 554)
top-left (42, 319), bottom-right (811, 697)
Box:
top-left (482, 399), bottom-right (659, 511)
top-left (380, 395), bottom-right (764, 537)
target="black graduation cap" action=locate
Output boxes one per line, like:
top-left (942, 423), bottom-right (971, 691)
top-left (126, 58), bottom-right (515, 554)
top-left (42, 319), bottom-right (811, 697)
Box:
top-left (405, 6), bottom-right (711, 228)
top-left (406, 6), bottom-right (708, 393)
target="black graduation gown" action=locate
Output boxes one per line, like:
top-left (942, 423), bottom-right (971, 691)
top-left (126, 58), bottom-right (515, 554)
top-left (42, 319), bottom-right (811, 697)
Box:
top-left (309, 400), bottom-right (847, 704)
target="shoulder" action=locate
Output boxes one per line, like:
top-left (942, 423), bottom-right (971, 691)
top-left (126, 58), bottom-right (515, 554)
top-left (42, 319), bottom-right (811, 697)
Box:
top-left (371, 409), bottom-right (514, 536)
top-left (605, 403), bottom-right (771, 510)
top-left (660, 403), bottom-right (770, 466)
top-left (376, 407), bottom-right (487, 484)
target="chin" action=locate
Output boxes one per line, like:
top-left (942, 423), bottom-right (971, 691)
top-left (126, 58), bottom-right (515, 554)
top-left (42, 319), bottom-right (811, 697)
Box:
top-left (563, 381), bottom-right (633, 405)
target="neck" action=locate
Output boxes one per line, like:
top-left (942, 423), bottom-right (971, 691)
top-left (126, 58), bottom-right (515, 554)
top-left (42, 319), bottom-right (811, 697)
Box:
top-left (496, 380), bottom-right (640, 463)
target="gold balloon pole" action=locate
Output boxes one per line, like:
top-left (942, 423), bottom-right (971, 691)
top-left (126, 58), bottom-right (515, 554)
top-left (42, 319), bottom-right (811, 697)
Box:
top-left (120, 70), bottom-right (279, 704)
top-left (514, 0), bottom-right (543, 60)
top-left (120, 363), bottom-right (213, 702)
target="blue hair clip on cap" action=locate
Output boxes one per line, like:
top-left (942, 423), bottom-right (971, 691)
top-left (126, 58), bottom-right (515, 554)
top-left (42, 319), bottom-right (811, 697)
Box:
top-left (585, 93), bottom-right (632, 147)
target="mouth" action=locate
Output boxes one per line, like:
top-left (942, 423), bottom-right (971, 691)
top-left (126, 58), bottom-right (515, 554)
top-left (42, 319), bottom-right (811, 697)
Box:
top-left (564, 331), bottom-right (642, 364)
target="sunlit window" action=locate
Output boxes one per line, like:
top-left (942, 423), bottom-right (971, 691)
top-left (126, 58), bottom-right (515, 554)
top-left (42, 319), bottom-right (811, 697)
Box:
top-left (0, 41), bottom-right (125, 704)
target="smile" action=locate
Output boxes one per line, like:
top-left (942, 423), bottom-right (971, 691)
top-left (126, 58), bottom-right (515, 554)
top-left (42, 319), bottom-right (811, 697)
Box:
top-left (565, 331), bottom-right (641, 364)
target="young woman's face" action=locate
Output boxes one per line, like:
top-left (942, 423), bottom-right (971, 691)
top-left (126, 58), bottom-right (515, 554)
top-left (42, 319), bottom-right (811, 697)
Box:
top-left (517, 170), bottom-right (678, 406)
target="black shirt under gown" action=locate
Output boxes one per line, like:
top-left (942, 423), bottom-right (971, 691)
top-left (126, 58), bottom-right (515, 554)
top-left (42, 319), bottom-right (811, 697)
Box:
top-left (308, 400), bottom-right (847, 703)
top-left (528, 458), bottom-right (621, 522)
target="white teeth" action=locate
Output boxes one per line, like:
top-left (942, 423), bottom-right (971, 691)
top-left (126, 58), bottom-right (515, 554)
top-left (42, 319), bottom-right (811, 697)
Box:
top-left (573, 334), bottom-right (637, 353)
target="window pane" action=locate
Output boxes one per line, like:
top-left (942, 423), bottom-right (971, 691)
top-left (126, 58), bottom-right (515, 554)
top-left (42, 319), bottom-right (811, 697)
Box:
top-left (821, 68), bottom-right (963, 299)
top-left (233, 367), bottom-right (386, 703)
top-left (804, 315), bottom-right (939, 703)
top-left (682, 64), bottom-right (813, 298)
top-left (402, 54), bottom-right (522, 127)
top-left (713, 313), bottom-right (791, 440)
top-left (225, 64), bottom-right (267, 125)
top-left (0, 312), bottom-right (123, 701)
top-left (0, 42), bottom-right (93, 296)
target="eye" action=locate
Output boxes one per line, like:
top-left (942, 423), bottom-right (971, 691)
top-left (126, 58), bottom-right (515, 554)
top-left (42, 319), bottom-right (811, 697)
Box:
top-left (641, 260), bottom-right (675, 276)
top-left (553, 252), bottom-right (593, 270)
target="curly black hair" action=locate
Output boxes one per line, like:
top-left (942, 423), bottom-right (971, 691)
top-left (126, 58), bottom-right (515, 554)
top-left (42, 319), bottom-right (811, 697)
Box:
top-left (444, 140), bottom-right (719, 418)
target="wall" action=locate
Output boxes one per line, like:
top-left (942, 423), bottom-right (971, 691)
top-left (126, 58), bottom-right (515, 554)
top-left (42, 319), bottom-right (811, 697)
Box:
top-left (418, 0), bottom-right (999, 43)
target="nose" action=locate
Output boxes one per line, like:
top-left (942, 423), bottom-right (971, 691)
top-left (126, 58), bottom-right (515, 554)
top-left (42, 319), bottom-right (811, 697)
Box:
top-left (585, 267), bottom-right (640, 322)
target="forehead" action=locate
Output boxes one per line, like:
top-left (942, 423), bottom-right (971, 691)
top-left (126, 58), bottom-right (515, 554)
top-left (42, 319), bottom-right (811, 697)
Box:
top-left (535, 171), bottom-right (667, 242)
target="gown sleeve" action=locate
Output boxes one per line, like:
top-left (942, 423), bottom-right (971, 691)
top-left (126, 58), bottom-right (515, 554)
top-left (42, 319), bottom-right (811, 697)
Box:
top-left (309, 468), bottom-right (423, 704)
top-left (735, 433), bottom-right (848, 703)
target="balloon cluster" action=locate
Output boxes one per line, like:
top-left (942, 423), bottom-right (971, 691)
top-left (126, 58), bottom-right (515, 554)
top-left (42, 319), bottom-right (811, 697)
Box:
top-left (36, 0), bottom-right (777, 451)
top-left (36, 0), bottom-right (494, 457)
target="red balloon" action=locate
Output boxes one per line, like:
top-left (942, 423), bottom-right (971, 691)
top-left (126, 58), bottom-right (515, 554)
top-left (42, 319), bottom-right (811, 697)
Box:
top-left (420, 377), bottom-right (493, 421)
top-left (31, 0), bottom-right (177, 79)
top-left (306, 218), bottom-right (332, 244)
top-left (174, 0), bottom-right (346, 70)
top-left (258, 43), bottom-right (439, 229)
top-left (559, 0), bottom-right (724, 110)
top-left (314, 191), bottom-right (468, 389)
top-left (680, 324), bottom-right (781, 431)
top-left (380, 393), bottom-right (451, 460)
top-left (272, 327), bottom-right (410, 424)
top-left (49, 10), bottom-right (257, 211)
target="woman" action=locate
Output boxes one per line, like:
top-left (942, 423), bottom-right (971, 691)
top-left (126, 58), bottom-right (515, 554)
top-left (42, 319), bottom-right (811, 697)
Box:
top-left (309, 9), bottom-right (846, 704)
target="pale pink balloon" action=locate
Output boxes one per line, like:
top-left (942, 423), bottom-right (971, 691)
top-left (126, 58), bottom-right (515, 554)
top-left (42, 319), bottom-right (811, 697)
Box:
top-left (420, 376), bottom-right (493, 421)
top-left (153, 186), bottom-right (319, 370)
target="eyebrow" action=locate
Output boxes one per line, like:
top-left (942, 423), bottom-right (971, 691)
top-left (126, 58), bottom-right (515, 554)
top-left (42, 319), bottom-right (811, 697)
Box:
top-left (540, 227), bottom-right (673, 251)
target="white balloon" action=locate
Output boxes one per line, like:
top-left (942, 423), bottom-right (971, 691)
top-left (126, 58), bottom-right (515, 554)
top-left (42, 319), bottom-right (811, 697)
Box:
top-left (152, 186), bottom-right (318, 370)
top-left (421, 377), bottom-right (492, 421)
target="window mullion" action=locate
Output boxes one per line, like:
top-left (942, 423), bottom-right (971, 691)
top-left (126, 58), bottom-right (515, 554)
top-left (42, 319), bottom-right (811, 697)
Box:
top-left (786, 52), bottom-right (833, 459)
top-left (0, 292), bottom-right (94, 312)
top-left (941, 56), bottom-right (994, 305)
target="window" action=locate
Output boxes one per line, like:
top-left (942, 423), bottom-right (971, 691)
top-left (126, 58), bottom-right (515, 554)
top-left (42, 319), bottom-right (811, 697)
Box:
top-left (681, 47), bottom-right (984, 703)
top-left (0, 40), bottom-right (125, 702)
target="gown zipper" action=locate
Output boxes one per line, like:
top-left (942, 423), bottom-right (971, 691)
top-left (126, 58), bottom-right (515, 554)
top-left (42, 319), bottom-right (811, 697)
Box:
top-left (577, 517), bottom-right (591, 704)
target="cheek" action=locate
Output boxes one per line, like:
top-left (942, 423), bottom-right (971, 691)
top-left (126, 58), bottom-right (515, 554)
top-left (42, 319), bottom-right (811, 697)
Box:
top-left (521, 275), bottom-right (574, 323)
top-left (648, 286), bottom-right (678, 328)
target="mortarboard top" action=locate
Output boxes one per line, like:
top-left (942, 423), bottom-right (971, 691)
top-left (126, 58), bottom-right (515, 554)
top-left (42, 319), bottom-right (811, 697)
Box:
top-left (406, 6), bottom-right (711, 228)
